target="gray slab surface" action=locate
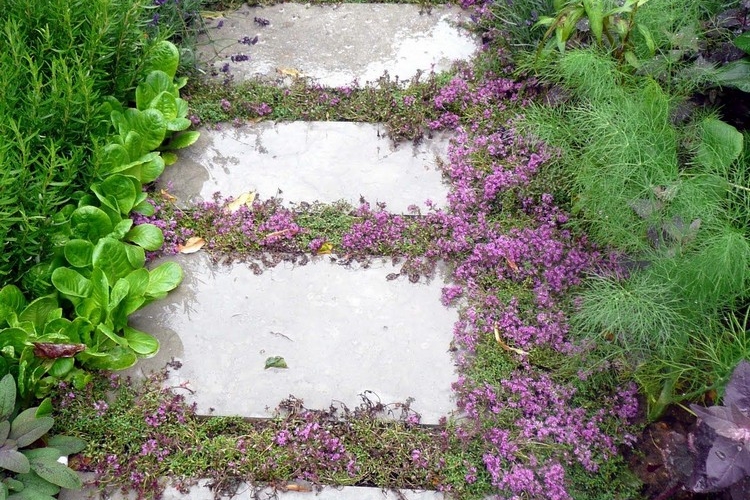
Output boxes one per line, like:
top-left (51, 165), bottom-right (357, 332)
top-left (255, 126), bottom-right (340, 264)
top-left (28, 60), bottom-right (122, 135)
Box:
top-left (199, 4), bottom-right (478, 86)
top-left (62, 477), bottom-right (444, 500)
top-left (162, 122), bottom-right (449, 213)
top-left (128, 254), bottom-right (457, 424)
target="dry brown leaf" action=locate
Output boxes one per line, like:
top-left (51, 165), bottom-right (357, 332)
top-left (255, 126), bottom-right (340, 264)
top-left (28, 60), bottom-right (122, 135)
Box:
top-left (493, 325), bottom-right (529, 356)
top-left (505, 256), bottom-right (519, 273)
top-left (178, 237), bottom-right (206, 254)
top-left (283, 482), bottom-right (312, 492)
top-left (160, 189), bottom-right (177, 203)
top-left (225, 192), bottom-right (256, 213)
top-left (277, 67), bottom-right (304, 78)
top-left (316, 241), bottom-right (334, 255)
top-left (265, 228), bottom-right (293, 239)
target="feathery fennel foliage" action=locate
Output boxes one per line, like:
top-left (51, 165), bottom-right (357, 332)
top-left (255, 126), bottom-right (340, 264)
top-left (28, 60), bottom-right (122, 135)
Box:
top-left (524, 48), bottom-right (750, 418)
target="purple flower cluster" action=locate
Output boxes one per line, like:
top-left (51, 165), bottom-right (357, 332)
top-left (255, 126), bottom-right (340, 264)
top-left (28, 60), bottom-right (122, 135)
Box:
top-left (143, 393), bottom-right (188, 427)
top-left (421, 59), bottom-right (640, 497)
top-left (271, 410), bottom-right (358, 480)
top-left (250, 102), bottom-right (273, 116)
top-left (341, 203), bottom-right (408, 254)
top-left (239, 35), bottom-right (259, 45)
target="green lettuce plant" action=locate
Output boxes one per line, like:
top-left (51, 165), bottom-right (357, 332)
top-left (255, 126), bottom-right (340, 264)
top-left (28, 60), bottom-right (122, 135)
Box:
top-left (104, 40), bottom-right (199, 171)
top-left (0, 41), bottom-right (194, 399)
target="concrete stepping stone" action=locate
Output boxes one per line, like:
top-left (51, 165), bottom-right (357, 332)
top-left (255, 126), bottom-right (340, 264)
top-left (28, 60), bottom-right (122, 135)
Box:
top-left (161, 122), bottom-right (449, 213)
top-left (62, 477), bottom-right (445, 500)
top-left (199, 4), bottom-right (478, 86)
top-left (128, 254), bottom-right (457, 424)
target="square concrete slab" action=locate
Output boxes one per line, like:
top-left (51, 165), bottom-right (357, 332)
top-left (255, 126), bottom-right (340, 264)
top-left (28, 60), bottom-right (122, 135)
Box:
top-left (198, 4), bottom-right (478, 86)
top-left (127, 254), bottom-right (457, 424)
top-left (61, 477), bottom-right (446, 500)
top-left (161, 122), bottom-right (450, 213)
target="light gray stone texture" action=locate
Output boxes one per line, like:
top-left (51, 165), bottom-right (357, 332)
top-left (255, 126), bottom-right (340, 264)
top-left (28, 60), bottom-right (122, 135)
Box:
top-left (61, 477), bottom-right (445, 500)
top-left (160, 122), bottom-right (450, 213)
top-left (127, 254), bottom-right (457, 424)
top-left (198, 3), bottom-right (478, 86)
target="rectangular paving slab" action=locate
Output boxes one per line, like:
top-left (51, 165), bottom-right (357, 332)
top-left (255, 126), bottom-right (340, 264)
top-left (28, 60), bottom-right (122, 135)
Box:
top-left (199, 4), bottom-right (478, 86)
top-left (62, 477), bottom-right (446, 500)
top-left (127, 254), bottom-right (457, 424)
top-left (160, 122), bottom-right (450, 213)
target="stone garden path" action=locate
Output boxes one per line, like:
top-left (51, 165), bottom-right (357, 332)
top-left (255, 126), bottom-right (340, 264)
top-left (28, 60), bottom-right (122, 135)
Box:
top-left (62, 4), bottom-right (478, 499)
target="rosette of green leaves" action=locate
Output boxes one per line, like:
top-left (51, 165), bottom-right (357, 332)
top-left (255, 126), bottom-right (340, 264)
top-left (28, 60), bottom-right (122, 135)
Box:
top-left (49, 202), bottom-right (183, 372)
top-left (0, 285), bottom-right (91, 400)
top-left (102, 40), bottom-right (199, 181)
top-left (0, 374), bottom-right (85, 500)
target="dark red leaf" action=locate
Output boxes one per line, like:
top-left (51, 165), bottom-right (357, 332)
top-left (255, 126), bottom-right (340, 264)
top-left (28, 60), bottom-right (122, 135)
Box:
top-left (33, 343), bottom-right (86, 359)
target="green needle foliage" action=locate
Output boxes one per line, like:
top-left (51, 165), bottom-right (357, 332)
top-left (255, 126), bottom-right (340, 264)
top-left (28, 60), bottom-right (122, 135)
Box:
top-left (0, 0), bottom-right (165, 291)
top-left (572, 274), bottom-right (690, 360)
top-left (523, 47), bottom-right (750, 419)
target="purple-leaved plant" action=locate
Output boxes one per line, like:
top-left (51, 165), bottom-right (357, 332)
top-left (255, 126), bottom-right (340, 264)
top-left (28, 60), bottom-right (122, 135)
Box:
top-left (687, 360), bottom-right (750, 498)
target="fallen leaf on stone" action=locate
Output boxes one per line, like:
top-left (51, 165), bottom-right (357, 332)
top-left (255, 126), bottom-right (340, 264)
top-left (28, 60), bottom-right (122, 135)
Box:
top-left (33, 342), bottom-right (86, 359)
top-left (284, 482), bottom-right (312, 492)
top-left (316, 241), bottom-right (334, 255)
top-left (178, 237), bottom-right (206, 254)
top-left (160, 189), bottom-right (177, 203)
top-left (200, 10), bottom-right (225, 19)
top-left (226, 192), bottom-right (256, 213)
top-left (277, 67), bottom-right (304, 78)
top-left (264, 356), bottom-right (288, 369)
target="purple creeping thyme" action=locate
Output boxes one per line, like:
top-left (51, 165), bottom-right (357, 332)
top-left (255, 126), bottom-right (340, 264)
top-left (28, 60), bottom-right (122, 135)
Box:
top-left (250, 102), bottom-right (273, 116)
top-left (93, 400), bottom-right (109, 416)
top-left (271, 410), bottom-right (358, 480)
top-left (420, 40), bottom-right (640, 497)
top-left (341, 203), bottom-right (408, 254)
